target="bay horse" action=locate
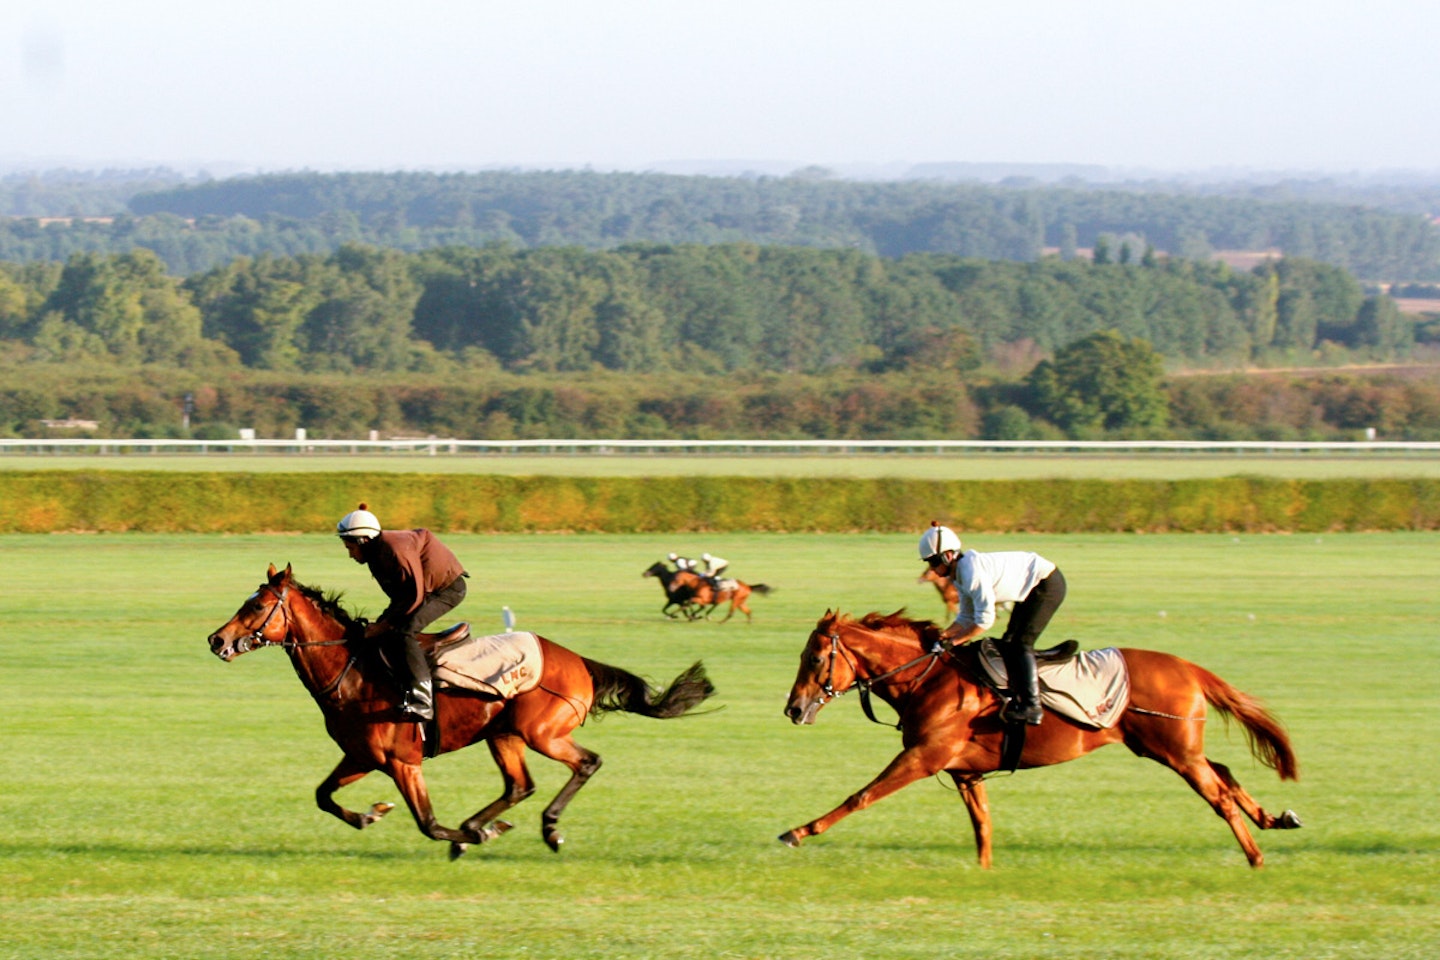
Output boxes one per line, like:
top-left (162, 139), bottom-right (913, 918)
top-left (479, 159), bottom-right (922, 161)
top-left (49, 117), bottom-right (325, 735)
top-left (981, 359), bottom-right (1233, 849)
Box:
top-left (780, 610), bottom-right (1301, 868)
top-left (208, 564), bottom-right (715, 858)
top-left (918, 567), bottom-right (959, 616)
top-left (670, 569), bottom-right (773, 623)
top-left (642, 561), bottom-right (702, 619)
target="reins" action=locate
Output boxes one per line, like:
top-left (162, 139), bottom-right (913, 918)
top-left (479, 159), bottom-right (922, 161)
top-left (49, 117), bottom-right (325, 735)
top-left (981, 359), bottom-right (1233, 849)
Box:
top-left (820, 631), bottom-right (940, 730)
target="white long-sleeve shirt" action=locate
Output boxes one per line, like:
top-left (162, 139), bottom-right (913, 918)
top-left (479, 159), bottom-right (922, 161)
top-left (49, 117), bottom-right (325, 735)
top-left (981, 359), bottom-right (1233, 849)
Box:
top-left (949, 550), bottom-right (1057, 632)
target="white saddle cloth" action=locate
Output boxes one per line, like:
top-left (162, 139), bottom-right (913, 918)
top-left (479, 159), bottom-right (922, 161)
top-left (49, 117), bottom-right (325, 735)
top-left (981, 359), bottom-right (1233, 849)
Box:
top-left (977, 637), bottom-right (1130, 728)
top-left (430, 630), bottom-right (544, 699)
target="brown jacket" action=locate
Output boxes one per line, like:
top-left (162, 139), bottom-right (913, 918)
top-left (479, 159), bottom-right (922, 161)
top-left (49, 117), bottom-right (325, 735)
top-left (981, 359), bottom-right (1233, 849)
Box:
top-left (362, 529), bottom-right (467, 623)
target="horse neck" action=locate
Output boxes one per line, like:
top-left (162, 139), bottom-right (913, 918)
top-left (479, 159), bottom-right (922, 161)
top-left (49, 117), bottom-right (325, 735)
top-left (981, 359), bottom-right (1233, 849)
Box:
top-left (282, 593), bottom-right (355, 695)
top-left (838, 622), bottom-right (922, 678)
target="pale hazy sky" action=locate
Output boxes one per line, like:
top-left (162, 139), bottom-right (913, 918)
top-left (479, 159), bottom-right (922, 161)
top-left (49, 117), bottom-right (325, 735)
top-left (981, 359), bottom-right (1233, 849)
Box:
top-left (4, 0), bottom-right (1438, 175)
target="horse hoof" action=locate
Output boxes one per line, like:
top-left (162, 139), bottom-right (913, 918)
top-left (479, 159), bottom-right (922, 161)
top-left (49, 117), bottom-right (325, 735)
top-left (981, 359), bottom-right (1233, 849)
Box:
top-left (448, 842), bottom-right (468, 861)
top-left (544, 830), bottom-right (564, 853)
top-left (362, 802), bottom-right (395, 826)
top-left (1278, 809), bottom-right (1303, 829)
top-left (777, 831), bottom-right (802, 848)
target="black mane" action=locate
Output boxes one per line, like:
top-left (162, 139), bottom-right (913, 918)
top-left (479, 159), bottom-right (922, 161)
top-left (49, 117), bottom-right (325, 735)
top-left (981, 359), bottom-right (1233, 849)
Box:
top-left (293, 579), bottom-right (359, 630)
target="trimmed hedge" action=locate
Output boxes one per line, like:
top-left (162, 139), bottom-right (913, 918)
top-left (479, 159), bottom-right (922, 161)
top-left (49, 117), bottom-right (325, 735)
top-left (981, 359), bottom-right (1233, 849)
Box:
top-left (2, 472), bottom-right (1439, 533)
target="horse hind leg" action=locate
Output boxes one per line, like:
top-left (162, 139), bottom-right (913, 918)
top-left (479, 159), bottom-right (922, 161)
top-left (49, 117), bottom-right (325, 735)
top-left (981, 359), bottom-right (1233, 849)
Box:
top-left (1170, 759), bottom-right (1269, 867)
top-left (447, 735), bottom-right (534, 860)
top-left (532, 738), bottom-right (602, 852)
top-left (1209, 759), bottom-right (1303, 831)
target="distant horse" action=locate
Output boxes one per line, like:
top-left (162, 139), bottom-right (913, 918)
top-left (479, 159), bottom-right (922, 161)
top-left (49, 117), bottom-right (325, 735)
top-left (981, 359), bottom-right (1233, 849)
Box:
top-left (780, 610), bottom-right (1301, 868)
top-left (918, 567), bottom-right (959, 616)
top-left (208, 564), bottom-right (714, 858)
top-left (642, 561), bottom-right (702, 619)
top-left (671, 569), bottom-right (773, 623)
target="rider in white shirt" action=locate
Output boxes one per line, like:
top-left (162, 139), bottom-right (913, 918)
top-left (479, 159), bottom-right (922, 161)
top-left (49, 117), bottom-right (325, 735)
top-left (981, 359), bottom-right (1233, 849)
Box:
top-left (918, 521), bottom-right (1067, 726)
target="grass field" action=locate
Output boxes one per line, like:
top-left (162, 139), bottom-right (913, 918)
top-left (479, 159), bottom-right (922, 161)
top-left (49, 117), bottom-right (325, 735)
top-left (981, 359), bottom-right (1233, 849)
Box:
top-left (3, 451), bottom-right (1440, 479)
top-left (2, 530), bottom-right (1437, 959)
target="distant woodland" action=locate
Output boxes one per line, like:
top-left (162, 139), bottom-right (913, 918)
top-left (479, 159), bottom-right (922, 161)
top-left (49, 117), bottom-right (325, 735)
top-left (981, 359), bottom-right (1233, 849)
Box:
top-left (1, 168), bottom-right (1439, 442)
top-left (2, 168), bottom-right (1439, 280)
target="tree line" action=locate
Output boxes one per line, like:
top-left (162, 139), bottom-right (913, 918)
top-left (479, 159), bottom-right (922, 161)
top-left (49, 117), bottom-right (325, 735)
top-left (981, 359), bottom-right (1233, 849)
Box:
top-left (0, 239), bottom-right (1435, 441)
top-left (1, 169), bottom-right (1437, 280)
top-left (0, 242), bottom-right (1416, 378)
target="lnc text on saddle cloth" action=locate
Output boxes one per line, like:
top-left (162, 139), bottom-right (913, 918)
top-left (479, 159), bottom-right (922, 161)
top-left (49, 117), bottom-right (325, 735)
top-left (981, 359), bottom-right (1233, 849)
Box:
top-left (430, 630), bottom-right (544, 699)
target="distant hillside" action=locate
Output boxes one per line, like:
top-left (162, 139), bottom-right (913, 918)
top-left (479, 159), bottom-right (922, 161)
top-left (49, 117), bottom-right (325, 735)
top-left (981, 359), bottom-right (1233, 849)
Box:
top-left (0, 168), bottom-right (1438, 281)
top-left (121, 170), bottom-right (1440, 281)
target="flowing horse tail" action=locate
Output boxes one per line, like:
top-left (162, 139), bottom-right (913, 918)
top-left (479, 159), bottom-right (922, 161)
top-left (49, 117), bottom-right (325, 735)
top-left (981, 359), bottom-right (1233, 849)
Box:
top-left (750, 584), bottom-right (773, 595)
top-left (1192, 663), bottom-right (1300, 781)
top-left (582, 659), bottom-right (716, 719)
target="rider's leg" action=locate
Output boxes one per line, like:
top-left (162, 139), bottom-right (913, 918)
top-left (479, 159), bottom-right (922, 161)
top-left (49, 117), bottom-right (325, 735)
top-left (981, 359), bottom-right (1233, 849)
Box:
top-left (393, 577), bottom-right (467, 722)
top-left (999, 569), bottom-right (1066, 726)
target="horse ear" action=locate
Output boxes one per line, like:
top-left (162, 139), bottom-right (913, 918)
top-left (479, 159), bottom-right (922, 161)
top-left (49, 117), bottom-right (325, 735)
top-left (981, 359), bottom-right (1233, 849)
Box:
top-left (267, 563), bottom-right (278, 579)
top-left (283, 563), bottom-right (292, 580)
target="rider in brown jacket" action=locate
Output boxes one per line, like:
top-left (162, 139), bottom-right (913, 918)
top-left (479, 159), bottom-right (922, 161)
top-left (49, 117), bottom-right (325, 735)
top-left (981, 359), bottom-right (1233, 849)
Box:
top-left (336, 504), bottom-right (468, 722)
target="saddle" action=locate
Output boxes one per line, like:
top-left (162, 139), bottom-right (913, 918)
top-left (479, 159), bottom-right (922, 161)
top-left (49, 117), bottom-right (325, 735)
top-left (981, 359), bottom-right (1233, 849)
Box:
top-left (423, 626), bottom-right (545, 700)
top-left (974, 637), bottom-right (1130, 729)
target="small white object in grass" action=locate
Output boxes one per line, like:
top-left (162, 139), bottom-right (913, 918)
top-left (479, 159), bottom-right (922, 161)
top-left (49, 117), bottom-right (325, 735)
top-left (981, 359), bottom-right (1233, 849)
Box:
top-left (502, 606), bottom-right (515, 630)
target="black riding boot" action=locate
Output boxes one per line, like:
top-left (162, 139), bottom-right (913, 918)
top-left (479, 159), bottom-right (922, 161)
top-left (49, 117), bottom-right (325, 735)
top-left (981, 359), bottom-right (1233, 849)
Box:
top-left (1001, 642), bottom-right (1043, 726)
top-left (400, 634), bottom-right (435, 721)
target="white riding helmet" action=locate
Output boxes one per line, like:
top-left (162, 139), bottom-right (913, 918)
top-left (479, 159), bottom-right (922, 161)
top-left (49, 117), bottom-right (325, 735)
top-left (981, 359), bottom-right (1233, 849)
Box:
top-left (668, 552), bottom-right (679, 562)
top-left (337, 503), bottom-right (381, 540)
top-left (702, 552), bottom-right (713, 562)
top-left (918, 522), bottom-right (961, 561)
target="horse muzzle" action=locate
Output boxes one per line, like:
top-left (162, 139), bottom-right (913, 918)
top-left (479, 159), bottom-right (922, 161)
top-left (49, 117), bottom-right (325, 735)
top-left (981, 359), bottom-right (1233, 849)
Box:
top-left (208, 632), bottom-right (250, 662)
top-left (784, 694), bottom-right (825, 726)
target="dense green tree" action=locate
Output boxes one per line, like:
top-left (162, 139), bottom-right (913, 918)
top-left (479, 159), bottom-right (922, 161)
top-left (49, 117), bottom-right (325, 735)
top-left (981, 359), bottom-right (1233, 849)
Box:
top-left (1353, 295), bottom-right (1410, 354)
top-left (36, 250), bottom-right (203, 363)
top-left (1028, 330), bottom-right (1168, 433)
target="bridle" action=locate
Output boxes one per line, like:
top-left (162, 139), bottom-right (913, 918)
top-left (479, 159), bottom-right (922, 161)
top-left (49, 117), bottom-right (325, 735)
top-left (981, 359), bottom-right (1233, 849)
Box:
top-left (230, 583), bottom-right (293, 656)
top-left (233, 582), bottom-right (356, 697)
top-left (813, 629), bottom-right (940, 729)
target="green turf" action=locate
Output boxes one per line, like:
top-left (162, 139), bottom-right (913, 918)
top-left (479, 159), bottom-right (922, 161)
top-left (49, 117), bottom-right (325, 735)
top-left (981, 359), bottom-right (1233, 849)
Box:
top-left (3, 451), bottom-right (1440, 479)
top-left (1, 531), bottom-right (1436, 959)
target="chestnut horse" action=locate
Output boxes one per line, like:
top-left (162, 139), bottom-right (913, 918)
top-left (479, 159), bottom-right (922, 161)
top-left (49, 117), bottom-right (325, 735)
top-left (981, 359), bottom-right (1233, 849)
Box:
top-left (780, 610), bottom-right (1301, 868)
top-left (208, 564), bottom-right (714, 858)
top-left (670, 569), bottom-right (773, 623)
top-left (918, 567), bottom-right (959, 616)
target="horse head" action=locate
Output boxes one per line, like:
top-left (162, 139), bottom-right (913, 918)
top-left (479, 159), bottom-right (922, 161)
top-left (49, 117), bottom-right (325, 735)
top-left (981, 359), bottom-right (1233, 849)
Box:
top-left (208, 563), bottom-right (295, 661)
top-left (784, 610), bottom-right (857, 726)
top-left (642, 562), bottom-right (670, 580)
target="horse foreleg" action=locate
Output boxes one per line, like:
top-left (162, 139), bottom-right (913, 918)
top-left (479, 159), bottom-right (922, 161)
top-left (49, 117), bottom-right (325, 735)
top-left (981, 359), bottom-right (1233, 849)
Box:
top-left (316, 756), bottom-right (394, 830)
top-left (450, 735), bottom-right (534, 861)
top-left (779, 747), bottom-right (940, 847)
top-left (951, 773), bottom-right (993, 869)
top-left (385, 759), bottom-right (476, 847)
